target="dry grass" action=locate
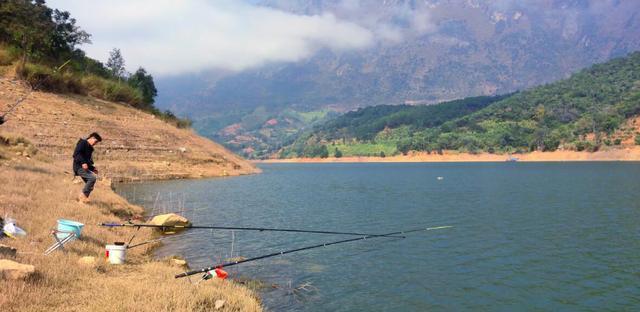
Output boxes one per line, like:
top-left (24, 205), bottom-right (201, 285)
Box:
top-left (0, 135), bottom-right (262, 311)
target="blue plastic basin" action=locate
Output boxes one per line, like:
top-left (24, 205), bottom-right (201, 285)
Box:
top-left (56, 219), bottom-right (84, 240)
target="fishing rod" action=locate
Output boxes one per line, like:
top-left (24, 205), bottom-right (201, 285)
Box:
top-left (0, 92), bottom-right (30, 125)
top-left (100, 222), bottom-right (406, 239)
top-left (0, 60), bottom-right (71, 126)
top-left (175, 225), bottom-right (453, 279)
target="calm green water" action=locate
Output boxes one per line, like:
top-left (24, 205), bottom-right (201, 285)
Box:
top-left (117, 162), bottom-right (640, 311)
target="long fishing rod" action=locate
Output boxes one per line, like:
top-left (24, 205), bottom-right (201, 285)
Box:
top-left (0, 91), bottom-right (31, 125)
top-left (175, 225), bottom-right (453, 279)
top-left (100, 222), bottom-right (406, 239)
top-left (0, 60), bottom-right (71, 126)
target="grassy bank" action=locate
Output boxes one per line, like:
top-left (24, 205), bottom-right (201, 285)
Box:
top-left (0, 133), bottom-right (262, 311)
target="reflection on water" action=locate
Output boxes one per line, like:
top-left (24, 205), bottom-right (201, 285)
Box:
top-left (117, 162), bottom-right (640, 311)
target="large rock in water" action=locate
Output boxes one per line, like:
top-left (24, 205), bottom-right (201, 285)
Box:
top-left (149, 213), bottom-right (190, 228)
top-left (0, 259), bottom-right (35, 280)
top-left (170, 258), bottom-right (188, 268)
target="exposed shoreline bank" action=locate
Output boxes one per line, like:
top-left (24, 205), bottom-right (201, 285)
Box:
top-left (1, 78), bottom-right (262, 311)
top-left (0, 141), bottom-right (262, 311)
top-left (257, 148), bottom-right (640, 163)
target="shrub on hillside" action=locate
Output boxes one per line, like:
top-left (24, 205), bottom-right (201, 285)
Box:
top-left (16, 63), bottom-right (87, 95)
top-left (156, 109), bottom-right (192, 129)
top-left (82, 75), bottom-right (143, 106)
top-left (0, 134), bottom-right (31, 146)
top-left (635, 134), bottom-right (640, 145)
top-left (62, 72), bottom-right (87, 95)
top-left (17, 63), bottom-right (67, 92)
top-left (174, 118), bottom-right (193, 129)
top-left (0, 46), bottom-right (18, 66)
top-left (575, 141), bottom-right (592, 152)
top-left (0, 134), bottom-right (38, 157)
top-left (575, 140), bottom-right (600, 152)
top-left (104, 82), bottom-right (143, 106)
top-left (334, 147), bottom-right (343, 158)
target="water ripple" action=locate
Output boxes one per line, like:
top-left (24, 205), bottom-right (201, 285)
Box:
top-left (117, 162), bottom-right (640, 312)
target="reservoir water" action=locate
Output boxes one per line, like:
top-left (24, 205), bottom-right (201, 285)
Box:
top-left (117, 162), bottom-right (640, 311)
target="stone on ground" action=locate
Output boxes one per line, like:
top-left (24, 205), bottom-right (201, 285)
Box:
top-left (214, 299), bottom-right (226, 310)
top-left (0, 259), bottom-right (35, 280)
top-left (78, 256), bottom-right (96, 266)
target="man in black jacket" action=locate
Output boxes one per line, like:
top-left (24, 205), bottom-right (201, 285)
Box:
top-left (73, 132), bottom-right (102, 203)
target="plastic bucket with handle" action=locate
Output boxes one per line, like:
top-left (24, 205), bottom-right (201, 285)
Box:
top-left (105, 243), bottom-right (127, 264)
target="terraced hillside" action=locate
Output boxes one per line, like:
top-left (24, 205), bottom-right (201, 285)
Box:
top-left (0, 77), bottom-right (259, 182)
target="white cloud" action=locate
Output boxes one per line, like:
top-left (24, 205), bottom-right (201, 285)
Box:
top-left (328, 0), bottom-right (437, 42)
top-left (47, 0), bottom-right (375, 76)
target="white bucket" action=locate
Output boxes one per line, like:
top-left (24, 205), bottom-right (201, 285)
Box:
top-left (105, 244), bottom-right (127, 264)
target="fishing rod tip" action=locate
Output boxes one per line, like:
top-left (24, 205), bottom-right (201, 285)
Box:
top-left (426, 225), bottom-right (453, 230)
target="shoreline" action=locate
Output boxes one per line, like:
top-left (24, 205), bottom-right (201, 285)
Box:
top-left (257, 148), bottom-right (640, 163)
top-left (0, 143), bottom-right (262, 311)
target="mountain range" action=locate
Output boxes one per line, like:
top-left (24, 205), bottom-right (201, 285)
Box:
top-left (281, 51), bottom-right (640, 158)
top-left (155, 0), bottom-right (640, 158)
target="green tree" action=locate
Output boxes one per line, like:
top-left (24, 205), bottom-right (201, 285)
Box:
top-left (396, 139), bottom-right (411, 155)
top-left (0, 0), bottom-right (54, 66)
top-left (334, 147), bottom-right (342, 158)
top-left (0, 2), bottom-right (89, 64)
top-left (106, 48), bottom-right (125, 80)
top-left (50, 9), bottom-right (91, 57)
top-left (128, 67), bottom-right (157, 106)
top-left (316, 145), bottom-right (329, 158)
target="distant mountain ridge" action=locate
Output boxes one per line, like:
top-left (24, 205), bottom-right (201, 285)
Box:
top-left (280, 51), bottom-right (640, 158)
top-left (155, 0), bottom-right (640, 158)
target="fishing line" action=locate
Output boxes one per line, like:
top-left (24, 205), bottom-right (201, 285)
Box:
top-left (144, 207), bottom-right (210, 221)
top-left (126, 231), bottom-right (203, 249)
top-left (175, 225), bottom-right (453, 279)
top-left (100, 222), bottom-right (407, 239)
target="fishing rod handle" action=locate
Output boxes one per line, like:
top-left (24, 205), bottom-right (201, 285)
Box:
top-left (175, 266), bottom-right (214, 278)
top-left (100, 223), bottom-right (125, 227)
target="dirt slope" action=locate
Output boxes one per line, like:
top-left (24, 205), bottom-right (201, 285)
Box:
top-left (0, 77), bottom-right (259, 182)
top-left (0, 136), bottom-right (261, 311)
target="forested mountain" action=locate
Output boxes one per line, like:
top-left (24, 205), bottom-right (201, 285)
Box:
top-left (281, 52), bottom-right (640, 158)
top-left (313, 95), bottom-right (510, 141)
top-left (155, 0), bottom-right (640, 158)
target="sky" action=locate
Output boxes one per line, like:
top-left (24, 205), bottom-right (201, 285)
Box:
top-left (45, 0), bottom-right (610, 77)
top-left (46, 0), bottom-right (439, 77)
top-left (46, 0), bottom-right (377, 76)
